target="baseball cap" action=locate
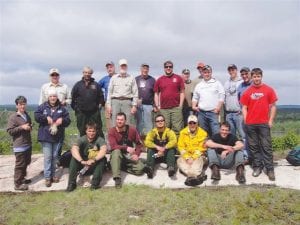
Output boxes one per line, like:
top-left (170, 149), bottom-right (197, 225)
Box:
top-left (49, 68), bottom-right (59, 75)
top-left (202, 65), bottom-right (212, 71)
top-left (197, 62), bottom-right (205, 69)
top-left (227, 64), bottom-right (237, 70)
top-left (240, 67), bottom-right (250, 73)
top-left (119, 59), bottom-right (128, 66)
top-left (141, 63), bottom-right (149, 68)
top-left (182, 68), bottom-right (190, 74)
top-left (105, 61), bottom-right (114, 67)
top-left (188, 115), bottom-right (198, 123)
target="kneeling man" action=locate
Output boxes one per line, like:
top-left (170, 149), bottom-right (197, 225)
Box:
top-left (206, 122), bottom-right (245, 184)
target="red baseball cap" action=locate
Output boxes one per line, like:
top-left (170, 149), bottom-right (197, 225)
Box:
top-left (197, 62), bottom-right (205, 69)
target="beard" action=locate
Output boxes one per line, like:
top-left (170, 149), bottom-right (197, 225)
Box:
top-left (120, 69), bottom-right (127, 75)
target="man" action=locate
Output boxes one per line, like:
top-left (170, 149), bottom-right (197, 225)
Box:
top-left (71, 66), bottom-right (104, 137)
top-left (192, 65), bottom-right (225, 137)
top-left (144, 114), bottom-right (177, 178)
top-left (181, 68), bottom-right (193, 126)
top-left (66, 123), bottom-right (107, 192)
top-left (7, 96), bottom-right (32, 191)
top-left (98, 61), bottom-right (116, 131)
top-left (108, 112), bottom-right (145, 188)
top-left (106, 59), bottom-right (138, 126)
top-left (224, 64), bottom-right (244, 141)
top-left (135, 63), bottom-right (156, 138)
top-left (154, 60), bottom-right (185, 136)
top-left (240, 68), bottom-right (277, 181)
top-left (191, 61), bottom-right (205, 94)
top-left (206, 122), bottom-right (245, 184)
top-left (39, 68), bottom-right (71, 106)
top-left (177, 115), bottom-right (208, 186)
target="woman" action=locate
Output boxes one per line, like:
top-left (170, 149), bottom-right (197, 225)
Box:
top-left (35, 89), bottom-right (71, 187)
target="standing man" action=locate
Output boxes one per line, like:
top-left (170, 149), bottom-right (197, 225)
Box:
top-left (106, 59), bottom-right (138, 126)
top-left (39, 68), bottom-right (71, 106)
top-left (224, 64), bottom-right (244, 139)
top-left (191, 61), bottom-right (205, 94)
top-left (71, 66), bottom-right (104, 137)
top-left (108, 112), bottom-right (145, 188)
top-left (192, 65), bottom-right (225, 137)
top-left (154, 60), bottom-right (185, 136)
top-left (98, 61), bottom-right (116, 131)
top-left (241, 68), bottom-right (278, 181)
top-left (135, 63), bottom-right (156, 138)
top-left (181, 68), bottom-right (194, 126)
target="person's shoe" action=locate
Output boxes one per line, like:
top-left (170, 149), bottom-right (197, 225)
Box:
top-left (14, 184), bottom-right (28, 191)
top-left (184, 177), bottom-right (193, 186)
top-left (267, 170), bottom-right (276, 181)
top-left (52, 177), bottom-right (60, 183)
top-left (198, 172), bottom-right (207, 181)
top-left (45, 179), bottom-right (52, 187)
top-left (192, 177), bottom-right (204, 186)
top-left (143, 166), bottom-right (154, 179)
top-left (66, 183), bottom-right (76, 192)
top-left (252, 167), bottom-right (262, 177)
top-left (236, 165), bottom-right (246, 184)
top-left (211, 165), bottom-right (220, 180)
top-left (114, 177), bottom-right (122, 188)
top-left (168, 166), bottom-right (176, 177)
top-left (22, 178), bottom-right (32, 184)
top-left (90, 184), bottom-right (100, 190)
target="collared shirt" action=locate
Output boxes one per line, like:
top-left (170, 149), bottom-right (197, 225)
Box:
top-left (39, 82), bottom-right (71, 105)
top-left (224, 77), bottom-right (243, 111)
top-left (135, 75), bottom-right (156, 105)
top-left (98, 74), bottom-right (114, 101)
top-left (106, 73), bottom-right (138, 107)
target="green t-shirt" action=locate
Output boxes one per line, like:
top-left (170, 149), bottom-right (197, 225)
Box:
top-left (76, 135), bottom-right (106, 159)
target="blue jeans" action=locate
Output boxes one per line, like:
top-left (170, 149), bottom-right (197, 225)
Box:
top-left (207, 148), bottom-right (244, 169)
top-left (41, 142), bottom-right (61, 179)
top-left (225, 112), bottom-right (245, 139)
top-left (136, 104), bottom-right (153, 136)
top-left (198, 110), bottom-right (219, 137)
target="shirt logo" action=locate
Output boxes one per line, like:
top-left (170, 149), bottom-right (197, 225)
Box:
top-left (90, 84), bottom-right (96, 89)
top-left (250, 92), bottom-right (264, 100)
top-left (173, 78), bottom-right (177, 83)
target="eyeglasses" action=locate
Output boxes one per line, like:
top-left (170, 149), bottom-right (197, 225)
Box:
top-left (188, 122), bottom-right (197, 125)
top-left (164, 66), bottom-right (173, 69)
top-left (155, 119), bottom-right (165, 123)
top-left (51, 74), bottom-right (59, 77)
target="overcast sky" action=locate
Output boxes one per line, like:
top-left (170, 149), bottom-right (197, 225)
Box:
top-left (0, 0), bottom-right (299, 105)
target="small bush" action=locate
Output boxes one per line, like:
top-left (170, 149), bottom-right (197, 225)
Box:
top-left (272, 132), bottom-right (299, 151)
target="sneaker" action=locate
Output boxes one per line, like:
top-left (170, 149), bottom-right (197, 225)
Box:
top-left (114, 177), bottom-right (122, 188)
top-left (143, 166), bottom-right (154, 179)
top-left (252, 167), bottom-right (262, 177)
top-left (14, 184), bottom-right (28, 191)
top-left (66, 183), bottom-right (76, 192)
top-left (45, 179), bottom-right (52, 187)
top-left (211, 165), bottom-right (220, 180)
top-left (236, 165), bottom-right (246, 184)
top-left (22, 178), bottom-right (32, 184)
top-left (52, 177), bottom-right (60, 183)
top-left (167, 166), bottom-right (176, 177)
top-left (267, 170), bottom-right (276, 181)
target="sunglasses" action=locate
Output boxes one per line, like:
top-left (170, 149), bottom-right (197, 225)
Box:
top-left (164, 66), bottom-right (173, 69)
top-left (155, 119), bottom-right (165, 123)
top-left (51, 74), bottom-right (59, 77)
top-left (188, 122), bottom-right (197, 125)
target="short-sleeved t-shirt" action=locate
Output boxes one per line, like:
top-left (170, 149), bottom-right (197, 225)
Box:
top-left (154, 74), bottom-right (184, 109)
top-left (76, 135), bottom-right (106, 158)
top-left (135, 75), bottom-right (156, 105)
top-left (240, 84), bottom-right (277, 125)
top-left (210, 133), bottom-right (238, 154)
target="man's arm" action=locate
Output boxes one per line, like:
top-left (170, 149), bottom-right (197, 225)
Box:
top-left (268, 103), bottom-right (276, 128)
top-left (71, 145), bottom-right (84, 162)
top-left (242, 105), bottom-right (248, 122)
top-left (95, 144), bottom-right (107, 161)
top-left (179, 91), bottom-right (185, 108)
top-left (154, 92), bottom-right (160, 110)
top-left (233, 140), bottom-right (244, 151)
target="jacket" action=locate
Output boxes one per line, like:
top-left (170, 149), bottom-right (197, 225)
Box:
top-left (144, 127), bottom-right (177, 149)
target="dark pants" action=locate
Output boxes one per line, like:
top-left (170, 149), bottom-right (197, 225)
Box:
top-left (14, 147), bottom-right (32, 186)
top-left (182, 106), bottom-right (193, 127)
top-left (76, 110), bottom-right (104, 137)
top-left (67, 157), bottom-right (106, 187)
top-left (245, 124), bottom-right (274, 171)
top-left (146, 148), bottom-right (176, 169)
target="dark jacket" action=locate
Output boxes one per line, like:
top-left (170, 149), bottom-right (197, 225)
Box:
top-left (34, 101), bottom-right (71, 143)
top-left (7, 111), bottom-right (32, 148)
top-left (71, 78), bottom-right (104, 112)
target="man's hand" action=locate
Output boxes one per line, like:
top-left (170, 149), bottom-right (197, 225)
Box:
top-left (21, 123), bottom-right (31, 131)
top-left (106, 106), bottom-right (112, 115)
top-left (131, 154), bottom-right (139, 161)
top-left (186, 158), bottom-right (194, 165)
top-left (55, 118), bottom-right (63, 126)
top-left (221, 150), bottom-right (230, 159)
top-left (153, 106), bottom-right (159, 112)
top-left (192, 106), bottom-right (200, 112)
top-left (213, 108), bottom-right (220, 114)
top-left (268, 120), bottom-right (273, 128)
top-left (222, 145), bottom-right (234, 152)
top-left (131, 106), bottom-right (137, 114)
top-left (84, 159), bottom-right (96, 166)
top-left (156, 146), bottom-right (165, 152)
top-left (47, 116), bottom-right (53, 125)
top-left (127, 146), bottom-right (135, 154)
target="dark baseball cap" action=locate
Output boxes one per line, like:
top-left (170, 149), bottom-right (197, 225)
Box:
top-left (240, 67), bottom-right (250, 73)
top-left (202, 65), bottom-right (212, 71)
top-left (182, 68), bottom-right (190, 74)
top-left (227, 64), bottom-right (237, 70)
top-left (141, 63), bottom-right (149, 68)
top-left (105, 61), bottom-right (114, 67)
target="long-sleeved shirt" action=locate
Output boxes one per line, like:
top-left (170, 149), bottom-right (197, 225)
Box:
top-left (106, 73), bottom-right (138, 107)
top-left (39, 82), bottom-right (71, 105)
top-left (224, 78), bottom-right (243, 111)
top-left (144, 127), bottom-right (177, 150)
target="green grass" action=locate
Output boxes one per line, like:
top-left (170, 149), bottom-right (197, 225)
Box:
top-left (0, 185), bottom-right (299, 225)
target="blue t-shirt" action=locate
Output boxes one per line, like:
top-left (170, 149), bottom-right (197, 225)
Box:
top-left (237, 81), bottom-right (252, 102)
top-left (98, 75), bottom-right (112, 101)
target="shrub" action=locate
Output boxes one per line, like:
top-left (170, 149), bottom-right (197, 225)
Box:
top-left (272, 132), bottom-right (299, 151)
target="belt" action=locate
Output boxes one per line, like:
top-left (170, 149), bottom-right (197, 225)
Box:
top-left (112, 97), bottom-right (133, 101)
top-left (226, 110), bottom-right (240, 113)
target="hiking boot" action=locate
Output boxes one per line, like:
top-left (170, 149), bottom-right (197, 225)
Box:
top-left (211, 165), bottom-right (220, 180)
top-left (143, 166), bottom-right (154, 179)
top-left (14, 184), bottom-right (28, 191)
top-left (267, 170), bottom-right (276, 181)
top-left (236, 165), bottom-right (246, 184)
top-left (168, 166), bottom-right (176, 177)
top-left (252, 167), bottom-right (262, 177)
top-left (184, 177), bottom-right (194, 186)
top-left (52, 177), bottom-right (60, 183)
top-left (45, 179), bottom-right (52, 187)
top-left (114, 177), bottom-right (122, 189)
top-left (198, 171), bottom-right (207, 181)
top-left (22, 178), bottom-right (32, 184)
top-left (66, 183), bottom-right (76, 192)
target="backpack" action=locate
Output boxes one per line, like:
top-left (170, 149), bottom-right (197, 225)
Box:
top-left (286, 147), bottom-right (300, 166)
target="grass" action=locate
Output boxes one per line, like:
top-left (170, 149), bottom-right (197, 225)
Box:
top-left (0, 185), bottom-right (299, 225)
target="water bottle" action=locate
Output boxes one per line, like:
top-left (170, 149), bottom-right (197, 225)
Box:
top-left (79, 166), bottom-right (89, 176)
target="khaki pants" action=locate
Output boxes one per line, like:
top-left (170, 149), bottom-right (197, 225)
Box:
top-left (160, 106), bottom-right (183, 136)
top-left (177, 156), bottom-right (204, 178)
top-left (111, 99), bottom-right (135, 126)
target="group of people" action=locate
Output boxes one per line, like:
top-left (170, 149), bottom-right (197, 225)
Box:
top-left (6, 59), bottom-right (278, 191)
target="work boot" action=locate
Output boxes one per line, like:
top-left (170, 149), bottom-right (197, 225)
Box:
top-left (252, 167), bottom-right (262, 177)
top-left (14, 184), bottom-right (28, 191)
top-left (184, 177), bottom-right (193, 186)
top-left (211, 165), bottom-right (220, 180)
top-left (66, 183), bottom-right (76, 192)
top-left (236, 165), bottom-right (246, 184)
top-left (114, 177), bottom-right (122, 188)
top-left (267, 170), bottom-right (276, 181)
top-left (168, 166), bottom-right (176, 177)
top-left (143, 166), bottom-right (154, 179)
top-left (45, 179), bottom-right (52, 187)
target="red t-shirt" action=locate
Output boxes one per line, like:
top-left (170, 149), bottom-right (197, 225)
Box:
top-left (154, 74), bottom-right (184, 109)
top-left (240, 84), bottom-right (277, 124)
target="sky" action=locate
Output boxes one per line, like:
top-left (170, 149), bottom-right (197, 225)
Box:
top-left (0, 0), bottom-right (299, 105)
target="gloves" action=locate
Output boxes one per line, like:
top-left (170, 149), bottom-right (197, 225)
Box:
top-left (49, 124), bottom-right (58, 135)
